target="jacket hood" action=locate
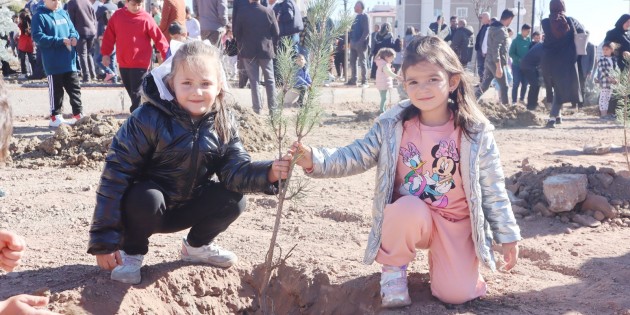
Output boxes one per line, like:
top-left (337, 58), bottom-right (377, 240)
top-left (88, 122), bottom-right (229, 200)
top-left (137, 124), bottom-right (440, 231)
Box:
top-left (142, 73), bottom-right (184, 117)
top-left (615, 14), bottom-right (630, 30)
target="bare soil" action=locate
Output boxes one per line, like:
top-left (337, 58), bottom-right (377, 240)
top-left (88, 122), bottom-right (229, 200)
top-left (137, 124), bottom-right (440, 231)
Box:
top-left (1, 98), bottom-right (629, 315)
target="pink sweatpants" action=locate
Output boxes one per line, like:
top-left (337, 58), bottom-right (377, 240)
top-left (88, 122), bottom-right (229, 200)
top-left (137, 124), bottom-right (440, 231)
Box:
top-left (375, 195), bottom-right (487, 304)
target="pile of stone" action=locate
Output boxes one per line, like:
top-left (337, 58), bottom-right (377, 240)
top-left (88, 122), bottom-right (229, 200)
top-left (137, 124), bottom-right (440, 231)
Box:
top-left (506, 162), bottom-right (630, 228)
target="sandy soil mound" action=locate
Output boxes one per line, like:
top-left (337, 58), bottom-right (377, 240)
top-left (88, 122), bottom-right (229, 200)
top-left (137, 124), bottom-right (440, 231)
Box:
top-left (9, 107), bottom-right (279, 168)
top-left (478, 99), bottom-right (545, 128)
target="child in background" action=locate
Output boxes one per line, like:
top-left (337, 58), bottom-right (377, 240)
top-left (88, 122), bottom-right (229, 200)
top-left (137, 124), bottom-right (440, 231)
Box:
top-left (17, 10), bottom-right (36, 78)
top-left (88, 41), bottom-right (291, 285)
top-left (101, 0), bottom-right (169, 113)
top-left (223, 25), bottom-right (238, 81)
top-left (184, 6), bottom-right (201, 40)
top-left (291, 36), bottom-right (520, 308)
top-left (333, 36), bottom-right (345, 80)
top-left (596, 42), bottom-right (618, 119)
top-left (375, 47), bottom-right (399, 113)
top-left (0, 78), bottom-right (58, 315)
top-left (294, 54), bottom-right (312, 107)
top-left (31, 0), bottom-right (84, 127)
top-left (165, 21), bottom-right (187, 59)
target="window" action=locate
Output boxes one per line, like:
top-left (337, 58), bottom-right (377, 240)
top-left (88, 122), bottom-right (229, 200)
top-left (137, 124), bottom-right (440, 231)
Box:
top-left (375, 17), bottom-right (383, 24)
top-left (434, 9), bottom-right (442, 18)
top-left (456, 7), bottom-right (468, 18)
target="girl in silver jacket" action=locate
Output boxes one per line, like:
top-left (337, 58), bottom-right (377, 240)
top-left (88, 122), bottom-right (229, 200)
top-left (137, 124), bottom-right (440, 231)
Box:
top-left (291, 36), bottom-right (521, 308)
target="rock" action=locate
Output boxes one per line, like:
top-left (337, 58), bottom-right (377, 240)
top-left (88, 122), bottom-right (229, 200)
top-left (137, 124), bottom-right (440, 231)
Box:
top-left (572, 214), bottom-right (601, 227)
top-left (512, 205), bottom-right (530, 216)
top-left (618, 170), bottom-right (630, 179)
top-left (593, 211), bottom-right (606, 221)
top-left (524, 215), bottom-right (537, 221)
top-left (0, 188), bottom-right (5, 198)
top-left (581, 193), bottom-right (617, 219)
top-left (611, 199), bottom-right (623, 206)
top-left (521, 158), bottom-right (534, 172)
top-left (592, 173), bottom-right (614, 188)
top-left (533, 202), bottom-right (554, 217)
top-left (570, 222), bottom-right (581, 229)
top-left (518, 189), bottom-right (530, 200)
top-left (560, 216), bottom-right (570, 224)
top-left (564, 228), bottom-right (573, 234)
top-left (583, 143), bottom-right (612, 155)
top-left (507, 190), bottom-right (528, 207)
top-left (92, 124), bottom-right (112, 137)
top-left (543, 174), bottom-right (588, 213)
top-left (619, 209), bottom-right (630, 218)
top-left (506, 183), bottom-right (520, 194)
top-left (599, 167), bottom-right (616, 175)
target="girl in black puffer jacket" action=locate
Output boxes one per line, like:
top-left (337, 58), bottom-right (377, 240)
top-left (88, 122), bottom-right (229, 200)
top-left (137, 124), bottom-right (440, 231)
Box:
top-left (88, 41), bottom-right (291, 284)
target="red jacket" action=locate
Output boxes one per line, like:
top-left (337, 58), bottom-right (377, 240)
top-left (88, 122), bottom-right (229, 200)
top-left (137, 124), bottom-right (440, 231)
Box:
top-left (101, 7), bottom-right (169, 69)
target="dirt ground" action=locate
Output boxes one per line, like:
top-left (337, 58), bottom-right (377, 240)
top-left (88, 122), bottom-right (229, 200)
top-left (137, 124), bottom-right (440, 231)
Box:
top-left (1, 94), bottom-right (629, 315)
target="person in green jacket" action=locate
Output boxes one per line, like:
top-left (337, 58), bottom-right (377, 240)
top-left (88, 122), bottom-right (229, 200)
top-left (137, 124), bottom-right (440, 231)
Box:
top-left (509, 23), bottom-right (531, 104)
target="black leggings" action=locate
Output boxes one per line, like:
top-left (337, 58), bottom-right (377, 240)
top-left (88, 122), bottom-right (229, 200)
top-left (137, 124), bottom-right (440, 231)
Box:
top-left (121, 181), bottom-right (246, 255)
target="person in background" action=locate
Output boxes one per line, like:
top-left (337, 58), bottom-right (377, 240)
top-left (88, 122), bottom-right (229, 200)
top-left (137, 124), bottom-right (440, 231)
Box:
top-left (474, 12), bottom-right (491, 79)
top-left (150, 3), bottom-right (161, 25)
top-left (294, 53), bottom-right (312, 107)
top-left (576, 36), bottom-right (596, 108)
top-left (32, 0), bottom-right (85, 127)
top-left (509, 23), bottom-right (531, 104)
top-left (184, 6), bottom-right (201, 40)
top-left (530, 31), bottom-right (541, 48)
top-left (520, 41), bottom-right (543, 110)
top-left (596, 42), bottom-right (618, 119)
top-left (445, 15), bottom-right (457, 42)
top-left (159, 0), bottom-right (186, 43)
top-left (195, 0), bottom-right (228, 46)
top-left (224, 25), bottom-right (238, 81)
top-left (67, 0), bottom-right (98, 83)
top-left (370, 22), bottom-right (397, 80)
top-left (333, 36), bottom-right (345, 80)
top-left (165, 22), bottom-right (187, 59)
top-left (101, 0), bottom-right (169, 113)
top-left (540, 0), bottom-right (585, 128)
top-left (428, 15), bottom-right (449, 39)
top-left (346, 1), bottom-right (370, 87)
top-left (450, 19), bottom-right (474, 67)
top-left (475, 9), bottom-right (515, 106)
top-left (17, 10), bottom-right (37, 78)
top-left (369, 24), bottom-right (380, 73)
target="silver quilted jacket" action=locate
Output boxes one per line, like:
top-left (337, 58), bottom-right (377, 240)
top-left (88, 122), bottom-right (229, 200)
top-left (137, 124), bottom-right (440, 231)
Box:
top-left (307, 100), bottom-right (521, 271)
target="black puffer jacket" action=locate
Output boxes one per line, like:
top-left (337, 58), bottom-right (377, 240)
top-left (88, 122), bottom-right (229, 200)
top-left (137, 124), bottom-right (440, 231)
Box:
top-left (88, 74), bottom-right (275, 255)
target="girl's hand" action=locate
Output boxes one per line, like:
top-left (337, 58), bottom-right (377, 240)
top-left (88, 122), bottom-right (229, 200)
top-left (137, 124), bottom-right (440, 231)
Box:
top-left (290, 141), bottom-right (314, 170)
top-left (267, 153), bottom-right (292, 183)
top-left (0, 294), bottom-right (59, 315)
top-left (501, 242), bottom-right (519, 271)
top-left (495, 66), bottom-right (503, 79)
top-left (0, 230), bottom-right (25, 272)
top-left (96, 251), bottom-right (122, 271)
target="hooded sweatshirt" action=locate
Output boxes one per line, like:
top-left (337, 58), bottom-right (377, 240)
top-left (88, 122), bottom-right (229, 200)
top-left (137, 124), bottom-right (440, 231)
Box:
top-left (31, 5), bottom-right (79, 75)
top-left (100, 7), bottom-right (169, 69)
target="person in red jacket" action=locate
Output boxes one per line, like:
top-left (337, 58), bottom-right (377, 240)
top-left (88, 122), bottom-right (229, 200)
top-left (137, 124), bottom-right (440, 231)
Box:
top-left (101, 0), bottom-right (169, 113)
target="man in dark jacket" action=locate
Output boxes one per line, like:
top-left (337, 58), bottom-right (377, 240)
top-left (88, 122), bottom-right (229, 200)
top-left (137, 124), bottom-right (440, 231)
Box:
top-left (428, 15), bottom-right (449, 39)
top-left (347, 1), bottom-right (369, 87)
top-left (450, 19), bottom-right (473, 67)
top-left (234, 0), bottom-right (279, 114)
top-left (67, 0), bottom-right (98, 83)
top-left (272, 0), bottom-right (303, 45)
top-left (520, 42), bottom-right (543, 110)
top-left (474, 12), bottom-right (490, 78)
top-left (475, 9), bottom-right (514, 105)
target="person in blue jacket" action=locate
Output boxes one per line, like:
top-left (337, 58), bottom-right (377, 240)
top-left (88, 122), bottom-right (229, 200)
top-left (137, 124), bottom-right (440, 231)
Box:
top-left (32, 0), bottom-right (84, 127)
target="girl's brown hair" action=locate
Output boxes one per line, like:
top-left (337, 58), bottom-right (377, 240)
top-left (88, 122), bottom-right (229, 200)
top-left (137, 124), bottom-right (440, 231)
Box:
top-left (0, 77), bottom-right (12, 166)
top-left (376, 47), bottom-right (396, 60)
top-left (400, 35), bottom-right (489, 139)
top-left (165, 41), bottom-right (232, 143)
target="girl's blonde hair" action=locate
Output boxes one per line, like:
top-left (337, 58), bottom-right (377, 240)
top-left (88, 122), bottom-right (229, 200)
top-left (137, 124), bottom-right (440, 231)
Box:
top-left (165, 41), bottom-right (232, 143)
top-left (400, 36), bottom-right (489, 139)
top-left (376, 47), bottom-right (396, 60)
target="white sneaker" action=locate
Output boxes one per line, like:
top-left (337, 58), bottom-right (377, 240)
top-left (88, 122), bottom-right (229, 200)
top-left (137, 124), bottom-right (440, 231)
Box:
top-left (66, 113), bottom-right (84, 125)
top-left (49, 115), bottom-right (67, 127)
top-left (380, 265), bottom-right (412, 308)
top-left (180, 237), bottom-right (237, 268)
top-left (361, 83), bottom-right (370, 88)
top-left (110, 251), bottom-right (144, 284)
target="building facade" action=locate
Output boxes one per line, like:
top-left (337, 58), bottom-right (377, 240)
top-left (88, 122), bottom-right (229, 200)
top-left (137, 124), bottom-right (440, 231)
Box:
top-left (396, 0), bottom-right (534, 38)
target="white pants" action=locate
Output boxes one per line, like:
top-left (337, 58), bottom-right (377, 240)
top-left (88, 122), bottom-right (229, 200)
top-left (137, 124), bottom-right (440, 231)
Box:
top-left (599, 88), bottom-right (612, 112)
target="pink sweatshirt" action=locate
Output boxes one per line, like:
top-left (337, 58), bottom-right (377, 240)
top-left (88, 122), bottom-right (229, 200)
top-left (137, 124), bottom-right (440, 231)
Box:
top-left (375, 58), bottom-right (397, 90)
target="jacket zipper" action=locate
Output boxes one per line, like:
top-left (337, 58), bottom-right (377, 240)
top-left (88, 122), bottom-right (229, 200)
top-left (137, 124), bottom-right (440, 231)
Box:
top-left (188, 119), bottom-right (201, 199)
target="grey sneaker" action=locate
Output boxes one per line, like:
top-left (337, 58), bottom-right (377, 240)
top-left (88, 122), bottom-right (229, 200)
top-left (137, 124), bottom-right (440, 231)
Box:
top-left (110, 251), bottom-right (143, 284)
top-left (180, 237), bottom-right (237, 268)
